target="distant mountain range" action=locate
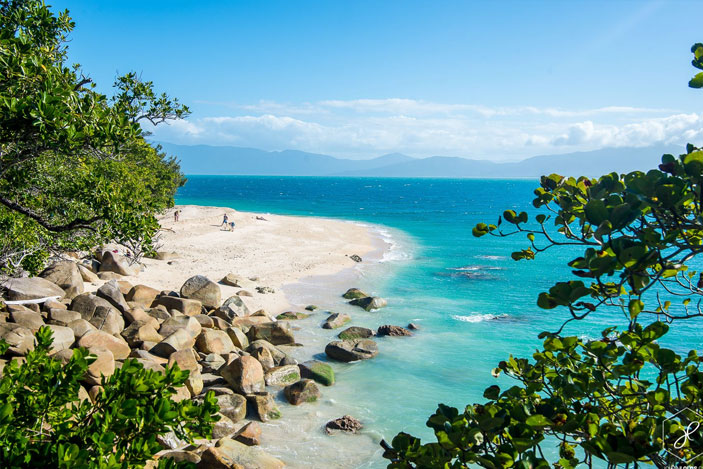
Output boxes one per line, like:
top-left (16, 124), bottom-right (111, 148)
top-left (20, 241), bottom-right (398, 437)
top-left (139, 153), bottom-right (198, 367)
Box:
top-left (157, 142), bottom-right (679, 178)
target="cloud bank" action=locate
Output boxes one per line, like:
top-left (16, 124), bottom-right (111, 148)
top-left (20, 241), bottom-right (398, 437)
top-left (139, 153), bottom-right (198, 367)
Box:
top-left (150, 99), bottom-right (702, 160)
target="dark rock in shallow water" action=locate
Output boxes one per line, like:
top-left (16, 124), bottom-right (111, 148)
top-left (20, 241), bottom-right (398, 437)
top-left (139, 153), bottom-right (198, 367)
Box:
top-left (304, 305), bottom-right (318, 311)
top-left (338, 326), bottom-right (374, 340)
top-left (407, 322), bottom-right (420, 330)
top-left (349, 254), bottom-right (363, 263)
top-left (284, 379), bottom-right (321, 405)
top-left (377, 325), bottom-right (413, 337)
top-left (325, 339), bottom-right (378, 362)
top-left (342, 288), bottom-right (368, 299)
top-left (246, 392), bottom-right (281, 422)
top-left (276, 311), bottom-right (309, 320)
top-left (326, 415), bottom-right (363, 434)
top-left (348, 296), bottom-right (387, 311)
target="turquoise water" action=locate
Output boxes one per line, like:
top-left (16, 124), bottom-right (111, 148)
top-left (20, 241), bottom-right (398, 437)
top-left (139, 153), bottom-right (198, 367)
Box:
top-left (177, 176), bottom-right (702, 467)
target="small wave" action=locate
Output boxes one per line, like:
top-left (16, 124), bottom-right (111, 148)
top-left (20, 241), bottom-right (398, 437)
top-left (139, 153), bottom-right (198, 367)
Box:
top-left (474, 255), bottom-right (507, 260)
top-left (449, 265), bottom-right (505, 272)
top-left (451, 313), bottom-right (509, 323)
top-left (375, 227), bottom-right (412, 263)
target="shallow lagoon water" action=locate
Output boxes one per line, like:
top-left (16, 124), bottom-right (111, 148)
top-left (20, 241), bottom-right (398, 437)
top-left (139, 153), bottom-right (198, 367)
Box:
top-left (177, 176), bottom-right (703, 467)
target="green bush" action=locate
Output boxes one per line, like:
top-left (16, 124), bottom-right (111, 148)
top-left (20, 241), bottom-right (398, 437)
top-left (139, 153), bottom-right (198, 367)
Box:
top-left (0, 327), bottom-right (219, 468)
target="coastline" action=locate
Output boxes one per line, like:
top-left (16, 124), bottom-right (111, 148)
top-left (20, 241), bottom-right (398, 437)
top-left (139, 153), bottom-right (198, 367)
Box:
top-left (133, 205), bottom-right (377, 318)
top-left (129, 205), bottom-right (403, 467)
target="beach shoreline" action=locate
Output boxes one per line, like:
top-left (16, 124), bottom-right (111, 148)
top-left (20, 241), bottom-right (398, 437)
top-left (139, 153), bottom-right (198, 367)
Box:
top-left (131, 205), bottom-right (379, 317)
top-left (120, 205), bottom-right (398, 467)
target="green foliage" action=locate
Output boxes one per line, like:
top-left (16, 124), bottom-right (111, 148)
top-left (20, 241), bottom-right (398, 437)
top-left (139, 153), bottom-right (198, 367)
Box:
top-left (0, 0), bottom-right (187, 275)
top-left (0, 327), bottom-right (219, 468)
top-left (384, 45), bottom-right (703, 468)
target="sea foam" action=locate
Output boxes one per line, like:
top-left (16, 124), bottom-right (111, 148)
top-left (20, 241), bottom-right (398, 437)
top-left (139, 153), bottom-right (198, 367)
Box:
top-left (451, 313), bottom-right (509, 323)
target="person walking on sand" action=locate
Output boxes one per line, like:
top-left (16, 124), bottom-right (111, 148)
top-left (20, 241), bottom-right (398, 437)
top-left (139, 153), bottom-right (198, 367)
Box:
top-left (174, 210), bottom-right (179, 222)
top-left (221, 213), bottom-right (229, 229)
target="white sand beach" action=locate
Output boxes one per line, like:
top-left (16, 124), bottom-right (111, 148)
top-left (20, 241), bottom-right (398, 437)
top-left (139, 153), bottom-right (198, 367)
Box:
top-left (128, 205), bottom-right (375, 317)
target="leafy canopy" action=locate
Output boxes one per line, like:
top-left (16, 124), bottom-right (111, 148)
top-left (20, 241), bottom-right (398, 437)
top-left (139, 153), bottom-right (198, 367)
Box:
top-left (0, 327), bottom-right (219, 468)
top-left (0, 0), bottom-right (187, 275)
top-left (383, 45), bottom-right (703, 469)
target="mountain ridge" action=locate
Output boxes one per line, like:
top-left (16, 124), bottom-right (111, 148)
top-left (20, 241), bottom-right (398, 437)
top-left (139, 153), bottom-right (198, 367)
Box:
top-left (157, 142), bottom-right (677, 178)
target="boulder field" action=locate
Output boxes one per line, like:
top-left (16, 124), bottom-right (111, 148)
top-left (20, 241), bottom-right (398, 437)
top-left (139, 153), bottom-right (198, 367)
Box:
top-left (1, 252), bottom-right (412, 467)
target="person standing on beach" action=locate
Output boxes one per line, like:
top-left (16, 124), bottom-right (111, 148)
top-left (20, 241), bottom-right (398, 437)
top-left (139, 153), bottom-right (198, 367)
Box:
top-left (221, 213), bottom-right (228, 229)
top-left (174, 210), bottom-right (179, 222)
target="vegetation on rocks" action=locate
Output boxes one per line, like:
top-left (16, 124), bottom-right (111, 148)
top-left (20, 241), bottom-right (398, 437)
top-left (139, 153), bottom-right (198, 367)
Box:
top-left (383, 45), bottom-right (703, 468)
top-left (0, 327), bottom-right (218, 468)
top-left (0, 0), bottom-right (186, 276)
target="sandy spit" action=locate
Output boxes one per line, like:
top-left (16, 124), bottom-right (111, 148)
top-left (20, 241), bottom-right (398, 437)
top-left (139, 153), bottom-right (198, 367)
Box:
top-left (125, 204), bottom-right (374, 320)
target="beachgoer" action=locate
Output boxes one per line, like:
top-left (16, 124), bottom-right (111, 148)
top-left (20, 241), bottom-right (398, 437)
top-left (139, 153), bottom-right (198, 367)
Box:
top-left (229, 221), bottom-right (235, 231)
top-left (221, 213), bottom-right (229, 228)
top-left (174, 210), bottom-right (179, 222)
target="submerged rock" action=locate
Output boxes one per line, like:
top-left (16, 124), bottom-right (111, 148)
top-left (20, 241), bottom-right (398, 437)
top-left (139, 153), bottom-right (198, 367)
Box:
top-left (349, 254), bottom-right (363, 263)
top-left (325, 339), bottom-right (378, 362)
top-left (377, 325), bottom-right (413, 337)
top-left (326, 415), bottom-right (363, 434)
top-left (348, 296), bottom-right (387, 311)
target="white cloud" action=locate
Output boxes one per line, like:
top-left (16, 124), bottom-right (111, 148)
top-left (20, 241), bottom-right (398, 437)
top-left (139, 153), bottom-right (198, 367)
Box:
top-left (150, 98), bottom-right (700, 160)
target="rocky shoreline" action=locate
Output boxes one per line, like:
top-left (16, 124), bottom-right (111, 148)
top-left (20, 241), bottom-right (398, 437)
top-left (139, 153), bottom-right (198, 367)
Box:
top-left (0, 224), bottom-right (411, 468)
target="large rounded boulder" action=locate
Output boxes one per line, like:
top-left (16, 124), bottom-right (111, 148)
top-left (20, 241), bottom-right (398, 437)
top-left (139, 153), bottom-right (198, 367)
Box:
top-left (180, 275), bottom-right (221, 309)
top-left (325, 339), bottom-right (378, 362)
top-left (40, 261), bottom-right (84, 298)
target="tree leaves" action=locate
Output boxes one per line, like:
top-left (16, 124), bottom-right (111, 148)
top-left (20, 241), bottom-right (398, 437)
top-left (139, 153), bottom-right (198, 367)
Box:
top-left (384, 43), bottom-right (703, 469)
top-left (0, 0), bottom-right (187, 275)
top-left (0, 328), bottom-right (218, 468)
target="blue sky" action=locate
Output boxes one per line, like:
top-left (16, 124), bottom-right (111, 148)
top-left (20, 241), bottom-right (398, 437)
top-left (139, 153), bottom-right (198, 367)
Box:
top-left (53, 0), bottom-right (703, 160)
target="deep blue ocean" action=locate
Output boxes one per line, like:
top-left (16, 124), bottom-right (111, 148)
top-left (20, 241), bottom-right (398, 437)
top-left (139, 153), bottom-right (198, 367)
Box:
top-left (176, 176), bottom-right (702, 467)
